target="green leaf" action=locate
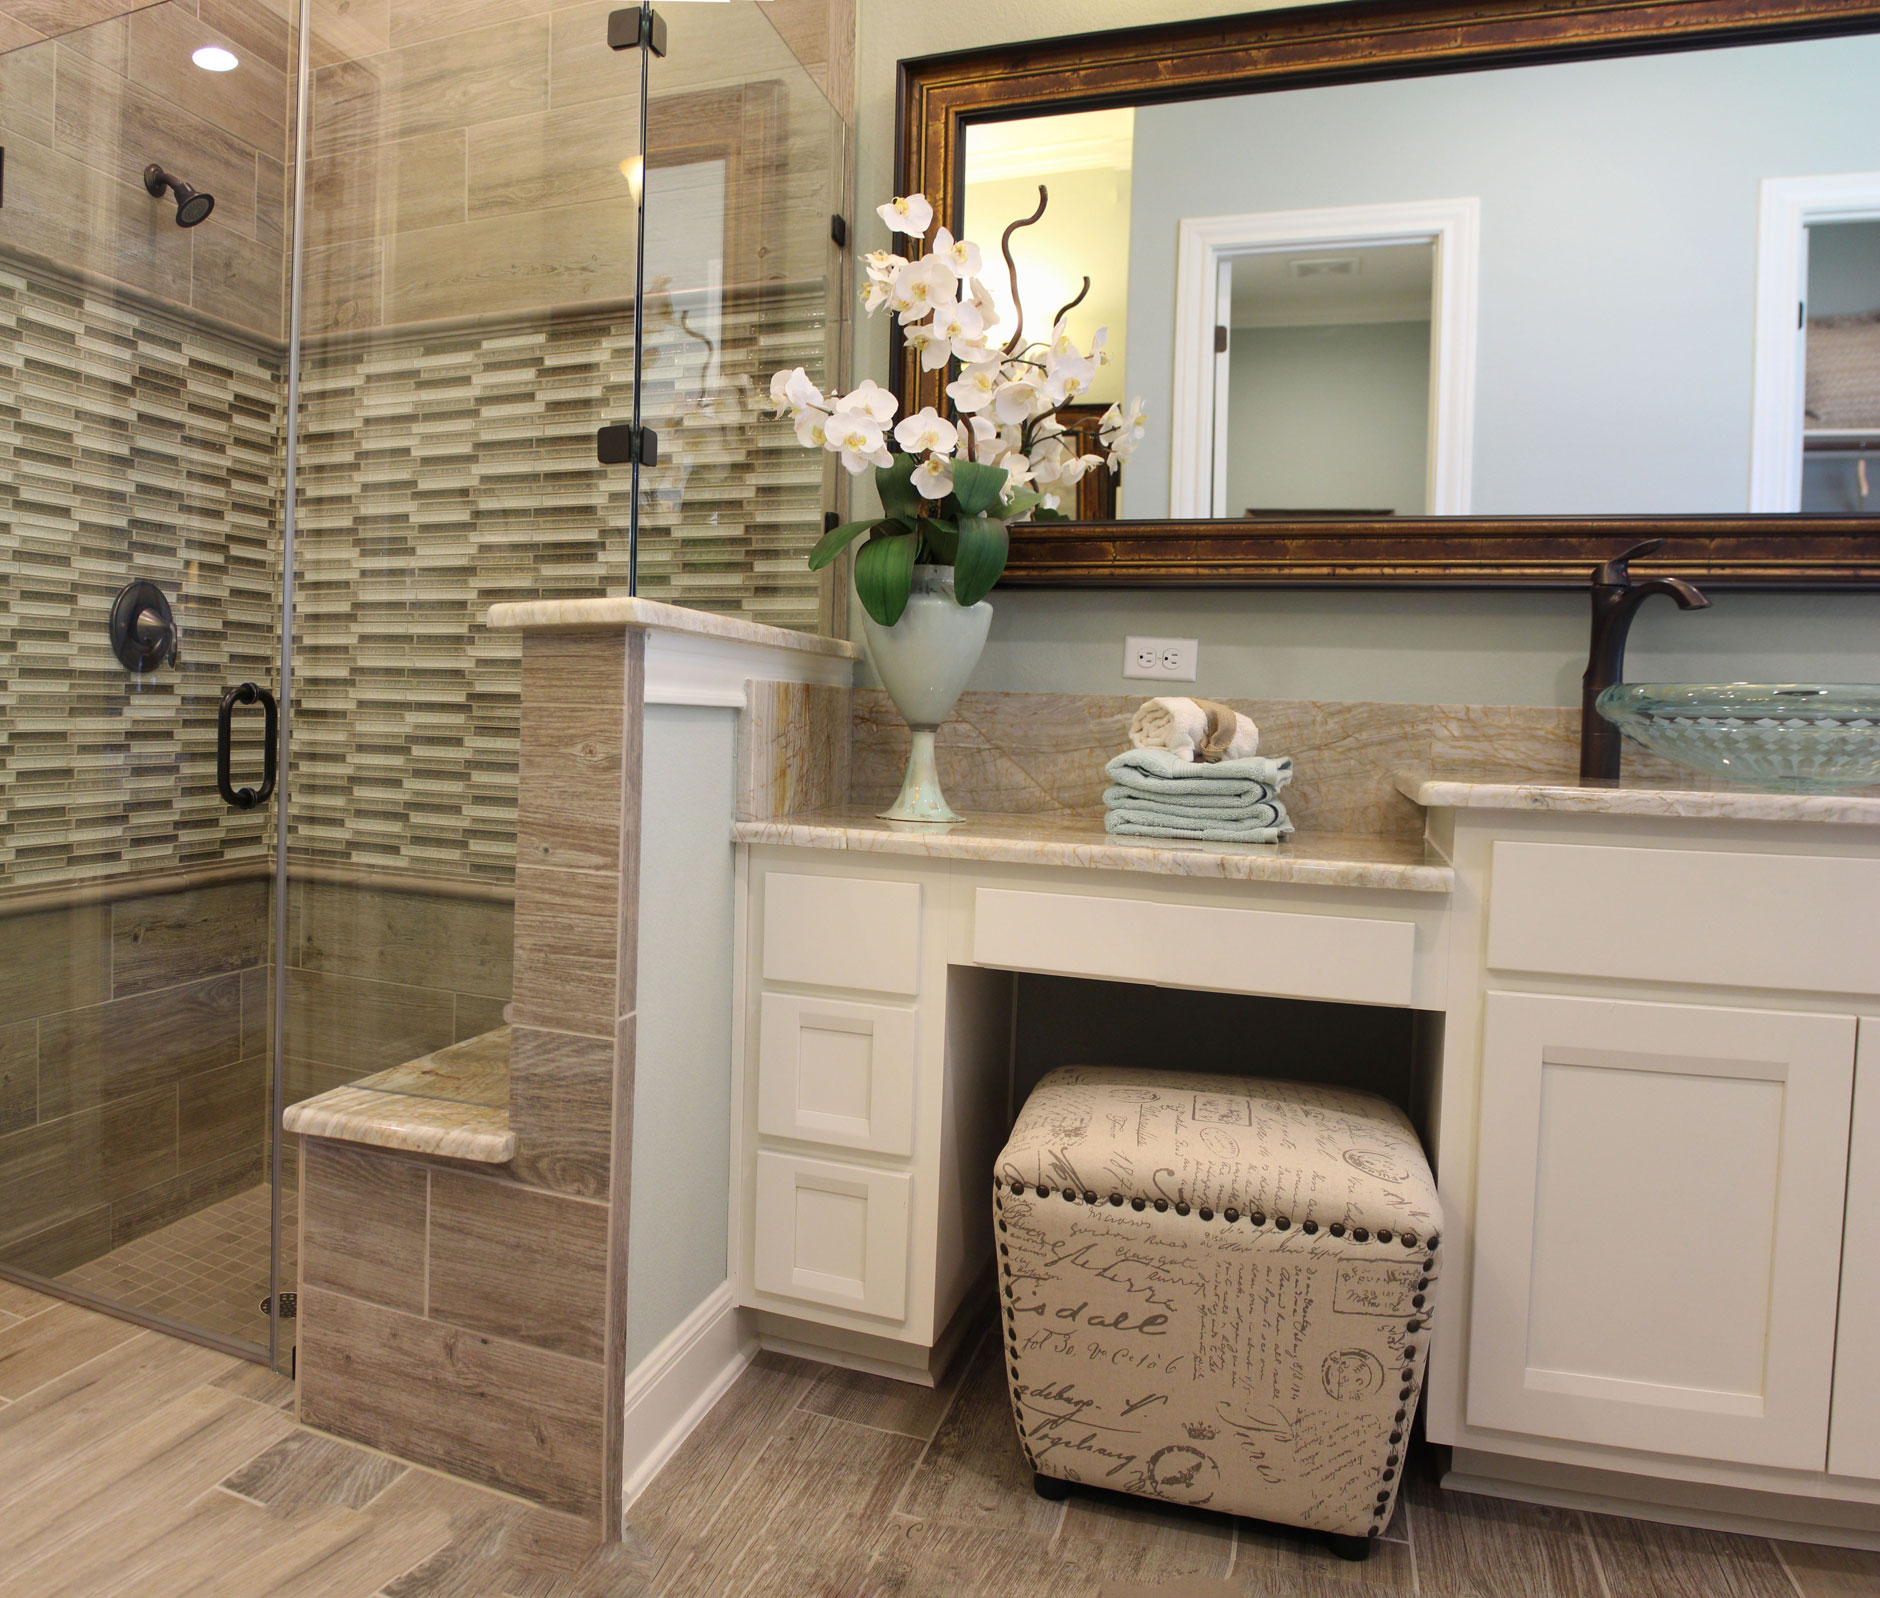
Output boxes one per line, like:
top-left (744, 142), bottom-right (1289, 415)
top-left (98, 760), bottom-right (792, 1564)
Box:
top-left (875, 454), bottom-right (920, 522)
top-left (952, 514), bottom-right (1009, 607)
top-left (853, 531), bottom-right (918, 627)
top-left (950, 459), bottom-right (1009, 518)
top-left (918, 516), bottom-right (959, 565)
top-left (1031, 506), bottom-right (1069, 522)
top-left (806, 518), bottom-right (881, 571)
top-left (1001, 489), bottom-right (1043, 521)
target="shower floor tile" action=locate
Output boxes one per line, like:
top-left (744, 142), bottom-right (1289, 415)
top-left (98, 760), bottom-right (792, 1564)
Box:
top-left (56, 1180), bottom-right (298, 1357)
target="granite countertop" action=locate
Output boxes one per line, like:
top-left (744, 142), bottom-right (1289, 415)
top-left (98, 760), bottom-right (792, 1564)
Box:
top-left (1397, 767), bottom-right (1880, 825)
top-left (734, 808), bottom-right (1454, 893)
top-left (484, 594), bottom-right (862, 659)
top-left (281, 1027), bottom-right (515, 1163)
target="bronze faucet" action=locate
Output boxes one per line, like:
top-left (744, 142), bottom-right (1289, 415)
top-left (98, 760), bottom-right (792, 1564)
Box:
top-left (1580, 539), bottom-right (1710, 781)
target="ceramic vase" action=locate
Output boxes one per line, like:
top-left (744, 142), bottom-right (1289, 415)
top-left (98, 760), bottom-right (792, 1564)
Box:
top-left (858, 564), bottom-right (992, 823)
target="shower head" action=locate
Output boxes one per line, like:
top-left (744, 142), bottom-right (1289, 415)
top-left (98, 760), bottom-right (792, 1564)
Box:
top-left (143, 164), bottom-right (215, 228)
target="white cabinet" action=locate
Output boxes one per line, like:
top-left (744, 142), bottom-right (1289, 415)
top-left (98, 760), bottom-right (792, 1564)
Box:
top-left (1829, 1020), bottom-right (1880, 1481)
top-left (1468, 991), bottom-right (1856, 1469)
top-left (757, 993), bottom-right (917, 1156)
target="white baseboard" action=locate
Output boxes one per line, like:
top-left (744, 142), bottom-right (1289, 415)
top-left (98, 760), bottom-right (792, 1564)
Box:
top-left (619, 1282), bottom-right (756, 1517)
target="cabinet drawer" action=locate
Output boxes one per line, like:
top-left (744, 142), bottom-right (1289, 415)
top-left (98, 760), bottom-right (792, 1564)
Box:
top-left (762, 873), bottom-right (922, 996)
top-left (1487, 841), bottom-right (1880, 994)
top-left (757, 993), bottom-right (917, 1156)
top-left (971, 887), bottom-right (1416, 1007)
top-left (752, 1151), bottom-right (912, 1320)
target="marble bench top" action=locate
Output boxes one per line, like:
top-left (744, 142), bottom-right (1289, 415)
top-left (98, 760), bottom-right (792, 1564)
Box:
top-left (484, 594), bottom-right (861, 659)
top-left (1397, 767), bottom-right (1880, 825)
top-left (282, 1027), bottom-right (516, 1164)
top-left (734, 808), bottom-right (1455, 893)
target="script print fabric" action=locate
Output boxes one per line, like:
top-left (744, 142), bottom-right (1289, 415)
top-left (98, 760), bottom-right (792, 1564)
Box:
top-left (994, 1067), bottom-right (1443, 1538)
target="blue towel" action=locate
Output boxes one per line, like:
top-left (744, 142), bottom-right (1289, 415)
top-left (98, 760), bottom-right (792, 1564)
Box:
top-left (1105, 746), bottom-right (1293, 800)
top-left (1104, 810), bottom-right (1292, 844)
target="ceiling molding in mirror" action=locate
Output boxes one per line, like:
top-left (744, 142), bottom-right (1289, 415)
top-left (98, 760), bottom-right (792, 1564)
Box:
top-left (896, 0), bottom-right (1880, 587)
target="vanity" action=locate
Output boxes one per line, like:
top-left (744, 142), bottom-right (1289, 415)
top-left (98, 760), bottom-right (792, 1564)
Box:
top-left (731, 725), bottom-right (1880, 1540)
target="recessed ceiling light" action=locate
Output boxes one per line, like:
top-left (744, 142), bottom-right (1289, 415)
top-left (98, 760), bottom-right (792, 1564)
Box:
top-left (192, 46), bottom-right (239, 72)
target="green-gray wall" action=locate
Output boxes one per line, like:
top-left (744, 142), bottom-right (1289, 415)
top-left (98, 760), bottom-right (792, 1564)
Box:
top-left (855, 0), bottom-right (1880, 708)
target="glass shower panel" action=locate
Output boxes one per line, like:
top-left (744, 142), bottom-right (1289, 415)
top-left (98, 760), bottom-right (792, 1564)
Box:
top-left (0, 3), bottom-right (294, 1360)
top-left (635, 1), bottom-right (850, 633)
top-left (276, 0), bottom-right (648, 1159)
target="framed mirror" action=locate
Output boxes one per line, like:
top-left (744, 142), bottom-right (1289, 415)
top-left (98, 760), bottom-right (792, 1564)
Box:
top-left (895, 0), bottom-right (1880, 584)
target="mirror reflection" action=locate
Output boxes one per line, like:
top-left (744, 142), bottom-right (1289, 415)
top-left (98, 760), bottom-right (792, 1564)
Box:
top-left (959, 33), bottom-right (1880, 520)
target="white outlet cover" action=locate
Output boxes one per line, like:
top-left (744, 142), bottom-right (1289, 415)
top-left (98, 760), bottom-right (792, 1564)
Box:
top-left (1124, 636), bottom-right (1199, 682)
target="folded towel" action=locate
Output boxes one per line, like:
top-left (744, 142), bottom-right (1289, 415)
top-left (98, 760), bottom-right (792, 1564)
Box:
top-left (1103, 792), bottom-right (1288, 828)
top-left (1106, 746), bottom-right (1293, 797)
top-left (1102, 783), bottom-right (1280, 814)
top-left (1104, 809), bottom-right (1292, 844)
top-left (1128, 697), bottom-right (1258, 763)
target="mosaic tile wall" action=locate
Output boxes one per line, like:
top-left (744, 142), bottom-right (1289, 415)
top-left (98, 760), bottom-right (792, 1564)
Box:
top-left (0, 255), bottom-right (282, 890)
top-left (288, 281), bottom-right (832, 882)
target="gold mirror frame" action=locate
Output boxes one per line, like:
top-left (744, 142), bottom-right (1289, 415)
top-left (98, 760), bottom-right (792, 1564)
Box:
top-left (895, 0), bottom-right (1880, 586)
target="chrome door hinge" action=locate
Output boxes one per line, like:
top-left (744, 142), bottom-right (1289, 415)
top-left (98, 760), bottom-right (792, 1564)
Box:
top-left (608, 7), bottom-right (666, 56)
top-left (597, 424), bottom-right (659, 467)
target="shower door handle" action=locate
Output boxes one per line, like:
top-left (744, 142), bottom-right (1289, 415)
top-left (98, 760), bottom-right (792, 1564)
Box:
top-left (217, 683), bottom-right (277, 810)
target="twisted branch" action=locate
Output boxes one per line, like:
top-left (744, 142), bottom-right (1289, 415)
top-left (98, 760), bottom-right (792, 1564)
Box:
top-left (1049, 277), bottom-right (1091, 333)
top-left (1000, 185), bottom-right (1049, 355)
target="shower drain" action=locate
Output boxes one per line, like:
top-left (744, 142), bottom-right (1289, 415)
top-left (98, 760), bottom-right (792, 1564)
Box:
top-left (259, 1292), bottom-right (298, 1319)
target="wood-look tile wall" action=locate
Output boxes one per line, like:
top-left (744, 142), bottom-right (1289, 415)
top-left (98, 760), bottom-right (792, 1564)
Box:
top-left (0, 0), bottom-right (293, 336)
top-left (0, 868), bottom-right (513, 1282)
top-left (297, 628), bottom-right (644, 1533)
top-left (0, 875), bottom-right (270, 1278)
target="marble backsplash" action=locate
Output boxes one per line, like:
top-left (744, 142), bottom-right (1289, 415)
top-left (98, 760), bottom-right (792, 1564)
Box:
top-left (843, 690), bottom-right (1691, 839)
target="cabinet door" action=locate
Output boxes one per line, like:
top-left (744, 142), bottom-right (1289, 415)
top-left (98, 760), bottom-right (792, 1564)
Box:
top-left (1829, 1019), bottom-right (1880, 1480)
top-left (1468, 992), bottom-right (1855, 1469)
top-left (757, 993), bottom-right (917, 1156)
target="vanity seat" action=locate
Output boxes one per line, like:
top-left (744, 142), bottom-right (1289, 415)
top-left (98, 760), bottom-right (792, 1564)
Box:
top-left (733, 771), bottom-right (1880, 1546)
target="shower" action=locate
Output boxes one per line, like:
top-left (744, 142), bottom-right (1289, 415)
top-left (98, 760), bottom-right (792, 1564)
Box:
top-left (143, 163), bottom-right (215, 227)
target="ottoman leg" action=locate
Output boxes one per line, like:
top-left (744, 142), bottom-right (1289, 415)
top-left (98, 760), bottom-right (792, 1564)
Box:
top-left (1327, 1533), bottom-right (1373, 1562)
top-left (1033, 1473), bottom-right (1071, 1502)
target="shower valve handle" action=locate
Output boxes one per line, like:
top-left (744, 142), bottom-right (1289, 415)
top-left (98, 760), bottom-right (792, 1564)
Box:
top-left (217, 682), bottom-right (278, 811)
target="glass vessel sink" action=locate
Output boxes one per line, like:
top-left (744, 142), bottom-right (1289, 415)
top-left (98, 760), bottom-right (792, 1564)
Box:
top-left (1595, 684), bottom-right (1880, 791)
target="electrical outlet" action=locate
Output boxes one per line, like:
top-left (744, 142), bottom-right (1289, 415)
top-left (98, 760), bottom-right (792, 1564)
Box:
top-left (1123, 636), bottom-right (1198, 682)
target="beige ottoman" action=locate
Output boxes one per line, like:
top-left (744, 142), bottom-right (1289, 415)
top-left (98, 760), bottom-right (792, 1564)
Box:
top-left (993, 1066), bottom-right (1442, 1560)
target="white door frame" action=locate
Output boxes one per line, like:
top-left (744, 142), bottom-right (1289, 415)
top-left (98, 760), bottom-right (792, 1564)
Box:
top-left (1749, 171), bottom-right (1880, 512)
top-left (1168, 197), bottom-right (1480, 518)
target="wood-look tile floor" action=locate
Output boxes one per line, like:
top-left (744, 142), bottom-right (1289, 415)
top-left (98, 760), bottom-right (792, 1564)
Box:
top-left (1, 1285), bottom-right (1877, 1597)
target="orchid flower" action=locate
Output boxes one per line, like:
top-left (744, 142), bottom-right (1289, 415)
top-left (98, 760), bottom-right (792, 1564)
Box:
top-left (893, 407), bottom-right (958, 457)
top-left (1045, 352), bottom-right (1097, 405)
top-left (946, 360), bottom-right (1003, 414)
top-left (991, 376), bottom-right (1046, 426)
top-left (887, 256), bottom-right (950, 321)
top-left (910, 456), bottom-right (954, 500)
top-left (793, 408), bottom-right (830, 449)
top-left (904, 324), bottom-right (954, 373)
top-left (876, 193), bottom-right (934, 237)
top-left (863, 249), bottom-right (906, 284)
top-left (827, 413), bottom-right (892, 474)
top-left (931, 228), bottom-right (983, 281)
top-left (1100, 397), bottom-right (1147, 458)
top-left (929, 294), bottom-right (984, 349)
top-left (770, 366), bottom-right (823, 416)
top-left (835, 378), bottom-right (898, 426)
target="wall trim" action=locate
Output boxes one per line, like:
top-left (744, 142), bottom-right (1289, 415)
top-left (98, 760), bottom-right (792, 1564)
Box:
top-left (644, 630), bottom-right (855, 707)
top-left (618, 1282), bottom-right (757, 1518)
top-left (1749, 171), bottom-right (1880, 512)
top-left (1170, 197), bottom-right (1480, 518)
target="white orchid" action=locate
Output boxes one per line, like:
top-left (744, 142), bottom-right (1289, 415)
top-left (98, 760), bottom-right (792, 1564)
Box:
top-left (991, 375), bottom-right (1047, 426)
top-left (834, 377), bottom-right (898, 426)
top-left (929, 293), bottom-right (985, 350)
top-left (946, 360), bottom-right (1003, 415)
top-left (931, 227), bottom-right (983, 281)
top-left (863, 249), bottom-right (906, 284)
top-left (827, 413), bottom-right (892, 475)
top-left (770, 366), bottom-right (824, 416)
top-left (904, 323), bottom-right (955, 373)
top-left (893, 406), bottom-right (958, 457)
top-left (876, 193), bottom-right (934, 237)
top-left (793, 408), bottom-right (830, 449)
top-left (1090, 326), bottom-right (1111, 367)
top-left (995, 450), bottom-right (1035, 492)
top-left (910, 456), bottom-right (954, 500)
top-left (887, 256), bottom-right (951, 321)
top-left (1100, 397), bottom-right (1147, 463)
top-left (861, 279), bottom-right (893, 315)
top-left (1045, 351), bottom-right (1097, 405)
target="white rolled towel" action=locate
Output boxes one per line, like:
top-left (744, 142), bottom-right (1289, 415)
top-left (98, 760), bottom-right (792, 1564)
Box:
top-left (1127, 696), bottom-right (1258, 763)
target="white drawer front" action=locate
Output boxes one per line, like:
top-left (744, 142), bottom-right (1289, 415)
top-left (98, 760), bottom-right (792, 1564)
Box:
top-left (1487, 842), bottom-right (1880, 995)
top-left (971, 887), bottom-right (1416, 1007)
top-left (752, 1151), bottom-right (912, 1320)
top-left (757, 993), bottom-right (917, 1156)
top-left (762, 872), bottom-right (922, 996)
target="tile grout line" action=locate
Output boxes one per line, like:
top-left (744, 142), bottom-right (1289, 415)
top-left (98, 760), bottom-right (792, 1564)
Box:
top-left (1769, 1537), bottom-right (1810, 1598)
top-left (0, 1324), bottom-right (152, 1406)
top-left (884, 1324), bottom-right (990, 1522)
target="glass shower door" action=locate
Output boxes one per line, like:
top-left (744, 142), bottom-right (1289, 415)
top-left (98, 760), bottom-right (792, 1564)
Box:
top-left (0, 3), bottom-right (295, 1361)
